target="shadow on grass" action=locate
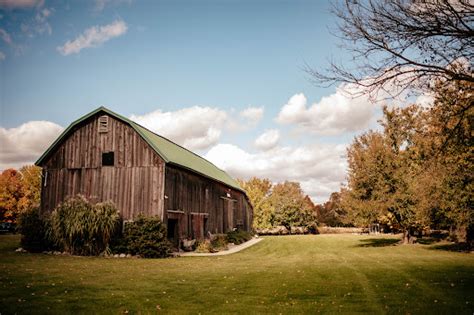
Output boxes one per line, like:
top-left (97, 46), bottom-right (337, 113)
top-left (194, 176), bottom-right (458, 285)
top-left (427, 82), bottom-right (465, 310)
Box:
top-left (428, 242), bottom-right (472, 253)
top-left (417, 232), bottom-right (449, 245)
top-left (357, 238), bottom-right (400, 247)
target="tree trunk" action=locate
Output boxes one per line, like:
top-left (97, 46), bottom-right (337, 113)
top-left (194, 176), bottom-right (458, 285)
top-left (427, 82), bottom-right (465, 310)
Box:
top-left (402, 228), bottom-right (417, 244)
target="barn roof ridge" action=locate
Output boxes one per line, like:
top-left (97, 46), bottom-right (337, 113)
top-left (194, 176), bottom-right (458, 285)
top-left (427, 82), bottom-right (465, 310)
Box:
top-left (35, 106), bottom-right (243, 192)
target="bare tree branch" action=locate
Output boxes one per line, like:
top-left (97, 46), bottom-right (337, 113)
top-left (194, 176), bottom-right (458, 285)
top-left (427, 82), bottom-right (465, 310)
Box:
top-left (307, 0), bottom-right (474, 99)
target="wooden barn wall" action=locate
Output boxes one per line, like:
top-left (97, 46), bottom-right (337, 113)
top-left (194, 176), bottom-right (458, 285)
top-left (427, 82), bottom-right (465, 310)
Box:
top-left (164, 164), bottom-right (253, 237)
top-left (40, 114), bottom-right (165, 220)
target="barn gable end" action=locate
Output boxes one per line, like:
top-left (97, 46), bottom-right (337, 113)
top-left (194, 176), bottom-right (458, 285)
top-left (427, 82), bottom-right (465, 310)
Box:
top-left (38, 113), bottom-right (166, 220)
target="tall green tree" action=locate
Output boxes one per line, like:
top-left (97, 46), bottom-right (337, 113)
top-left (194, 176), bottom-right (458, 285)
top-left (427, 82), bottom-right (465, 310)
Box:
top-left (270, 181), bottom-right (317, 231)
top-left (238, 177), bottom-right (274, 229)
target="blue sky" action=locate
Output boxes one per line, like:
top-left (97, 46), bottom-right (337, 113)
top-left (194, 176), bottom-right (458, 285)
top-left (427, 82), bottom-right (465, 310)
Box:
top-left (2, 0), bottom-right (339, 127)
top-left (0, 0), bottom-right (390, 203)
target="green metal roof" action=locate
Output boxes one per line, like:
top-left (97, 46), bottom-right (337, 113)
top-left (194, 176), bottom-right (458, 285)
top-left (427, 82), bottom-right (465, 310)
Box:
top-left (35, 106), bottom-right (243, 192)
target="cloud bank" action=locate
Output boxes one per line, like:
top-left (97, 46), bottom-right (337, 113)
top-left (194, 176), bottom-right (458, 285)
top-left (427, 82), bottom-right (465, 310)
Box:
top-left (130, 106), bottom-right (228, 151)
top-left (254, 129), bottom-right (280, 151)
top-left (0, 121), bottom-right (63, 170)
top-left (277, 87), bottom-right (375, 135)
top-left (205, 143), bottom-right (347, 203)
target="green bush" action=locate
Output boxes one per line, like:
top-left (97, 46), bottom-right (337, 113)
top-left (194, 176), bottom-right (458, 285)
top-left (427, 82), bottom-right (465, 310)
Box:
top-left (17, 207), bottom-right (53, 252)
top-left (118, 215), bottom-right (172, 258)
top-left (50, 195), bottom-right (120, 256)
top-left (226, 229), bottom-right (253, 245)
top-left (211, 234), bottom-right (228, 250)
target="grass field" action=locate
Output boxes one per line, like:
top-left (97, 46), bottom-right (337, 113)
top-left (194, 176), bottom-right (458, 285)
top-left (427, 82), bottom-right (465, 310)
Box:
top-left (0, 234), bottom-right (473, 314)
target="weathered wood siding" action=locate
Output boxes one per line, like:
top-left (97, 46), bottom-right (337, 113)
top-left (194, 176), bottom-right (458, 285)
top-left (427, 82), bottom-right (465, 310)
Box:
top-left (40, 114), bottom-right (165, 220)
top-left (164, 164), bottom-right (252, 237)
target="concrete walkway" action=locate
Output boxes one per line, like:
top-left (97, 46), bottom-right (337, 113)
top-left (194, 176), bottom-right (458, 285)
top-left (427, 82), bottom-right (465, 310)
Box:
top-left (177, 237), bottom-right (263, 257)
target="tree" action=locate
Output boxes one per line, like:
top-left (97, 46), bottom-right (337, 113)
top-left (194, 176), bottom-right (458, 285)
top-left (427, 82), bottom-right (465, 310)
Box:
top-left (238, 177), bottom-right (274, 229)
top-left (342, 131), bottom-right (396, 229)
top-left (0, 165), bottom-right (42, 223)
top-left (269, 181), bottom-right (317, 231)
top-left (308, 0), bottom-right (473, 99)
top-left (0, 169), bottom-right (24, 222)
top-left (318, 192), bottom-right (348, 227)
top-left (420, 80), bottom-right (474, 243)
top-left (342, 80), bottom-right (473, 244)
top-left (18, 165), bottom-right (42, 213)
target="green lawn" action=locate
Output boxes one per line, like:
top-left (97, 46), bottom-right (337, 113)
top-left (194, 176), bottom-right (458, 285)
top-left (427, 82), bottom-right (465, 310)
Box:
top-left (0, 234), bottom-right (473, 314)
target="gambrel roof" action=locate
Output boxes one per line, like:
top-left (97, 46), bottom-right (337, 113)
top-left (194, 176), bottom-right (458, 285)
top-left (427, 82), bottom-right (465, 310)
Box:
top-left (35, 106), bottom-right (243, 192)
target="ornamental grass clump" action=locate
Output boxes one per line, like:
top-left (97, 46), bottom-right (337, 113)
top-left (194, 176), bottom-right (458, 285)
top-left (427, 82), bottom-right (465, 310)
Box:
top-left (50, 195), bottom-right (120, 256)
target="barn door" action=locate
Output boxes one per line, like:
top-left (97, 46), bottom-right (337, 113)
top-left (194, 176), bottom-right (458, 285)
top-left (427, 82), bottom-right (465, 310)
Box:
top-left (191, 213), bottom-right (209, 240)
top-left (166, 210), bottom-right (185, 247)
top-left (222, 198), bottom-right (236, 232)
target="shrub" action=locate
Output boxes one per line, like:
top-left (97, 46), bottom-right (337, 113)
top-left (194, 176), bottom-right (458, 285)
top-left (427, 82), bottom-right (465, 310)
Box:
top-left (195, 239), bottom-right (213, 253)
top-left (211, 234), bottom-right (228, 250)
top-left (50, 195), bottom-right (120, 256)
top-left (119, 215), bottom-right (172, 258)
top-left (17, 207), bottom-right (53, 252)
top-left (226, 229), bottom-right (253, 245)
top-left (305, 222), bottom-right (320, 234)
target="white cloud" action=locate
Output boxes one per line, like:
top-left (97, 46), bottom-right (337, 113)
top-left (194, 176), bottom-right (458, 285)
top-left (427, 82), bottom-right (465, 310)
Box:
top-left (240, 107), bottom-right (264, 126)
top-left (0, 51), bottom-right (5, 60)
top-left (276, 86), bottom-right (376, 135)
top-left (254, 129), bottom-right (280, 151)
top-left (226, 106), bottom-right (265, 132)
top-left (0, 121), bottom-right (63, 170)
top-left (34, 7), bottom-right (52, 35)
top-left (205, 143), bottom-right (347, 203)
top-left (130, 106), bottom-right (228, 151)
top-left (57, 19), bottom-right (127, 56)
top-left (16, 6), bottom-right (53, 38)
top-left (0, 28), bottom-right (12, 45)
top-left (0, 0), bottom-right (44, 9)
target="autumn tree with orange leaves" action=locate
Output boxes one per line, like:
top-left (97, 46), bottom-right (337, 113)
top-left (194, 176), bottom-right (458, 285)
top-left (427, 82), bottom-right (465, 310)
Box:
top-left (0, 166), bottom-right (42, 223)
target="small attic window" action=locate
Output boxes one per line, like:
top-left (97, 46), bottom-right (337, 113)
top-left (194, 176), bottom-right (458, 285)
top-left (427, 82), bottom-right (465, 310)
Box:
top-left (102, 152), bottom-right (114, 166)
top-left (98, 115), bottom-right (109, 133)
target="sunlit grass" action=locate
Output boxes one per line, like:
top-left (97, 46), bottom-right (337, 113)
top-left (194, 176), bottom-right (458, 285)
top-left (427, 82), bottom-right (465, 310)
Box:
top-left (0, 234), bottom-right (473, 314)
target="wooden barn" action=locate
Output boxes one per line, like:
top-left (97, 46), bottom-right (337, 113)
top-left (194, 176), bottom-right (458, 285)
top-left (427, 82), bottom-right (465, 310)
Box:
top-left (35, 107), bottom-right (253, 244)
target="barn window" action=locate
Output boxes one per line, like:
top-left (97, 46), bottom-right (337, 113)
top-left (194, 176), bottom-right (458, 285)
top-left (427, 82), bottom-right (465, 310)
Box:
top-left (98, 115), bottom-right (109, 133)
top-left (102, 152), bottom-right (114, 166)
